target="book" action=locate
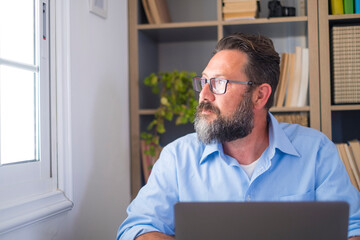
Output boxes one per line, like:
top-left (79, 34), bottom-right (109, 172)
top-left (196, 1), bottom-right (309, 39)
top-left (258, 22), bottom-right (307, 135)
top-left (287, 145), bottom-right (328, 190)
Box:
top-left (274, 53), bottom-right (286, 106)
top-left (223, 12), bottom-right (257, 20)
top-left (223, 1), bottom-right (257, 8)
top-left (344, 0), bottom-right (354, 14)
top-left (275, 53), bottom-right (290, 107)
top-left (337, 143), bottom-right (359, 190)
top-left (148, 0), bottom-right (162, 24)
top-left (349, 139), bottom-right (360, 180)
top-left (297, 48), bottom-right (309, 106)
top-left (142, 0), bottom-right (155, 24)
top-left (147, 0), bottom-right (171, 24)
top-left (286, 46), bottom-right (302, 107)
top-left (223, 1), bottom-right (257, 13)
top-left (330, 0), bottom-right (344, 15)
top-left (356, 0), bottom-right (360, 13)
top-left (155, 0), bottom-right (171, 23)
top-left (223, 0), bottom-right (256, 2)
top-left (284, 52), bottom-right (296, 107)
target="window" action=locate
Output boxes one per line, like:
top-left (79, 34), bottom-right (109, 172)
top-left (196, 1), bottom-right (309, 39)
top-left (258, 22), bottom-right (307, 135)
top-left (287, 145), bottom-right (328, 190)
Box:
top-left (0, 0), bottom-right (43, 166)
top-left (0, 0), bottom-right (73, 234)
top-left (0, 0), bottom-right (52, 201)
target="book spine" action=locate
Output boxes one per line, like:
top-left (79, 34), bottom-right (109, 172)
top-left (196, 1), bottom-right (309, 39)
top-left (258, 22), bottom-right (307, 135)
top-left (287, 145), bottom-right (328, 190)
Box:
top-left (355, 0), bottom-right (360, 13)
top-left (330, 0), bottom-right (344, 15)
top-left (344, 0), bottom-right (354, 14)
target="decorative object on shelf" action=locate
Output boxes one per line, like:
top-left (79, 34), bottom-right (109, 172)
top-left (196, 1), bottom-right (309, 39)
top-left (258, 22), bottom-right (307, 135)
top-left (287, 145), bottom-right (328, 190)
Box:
top-left (140, 71), bottom-right (197, 181)
top-left (331, 25), bottom-right (360, 104)
top-left (89, 0), bottom-right (108, 19)
top-left (268, 0), bottom-right (295, 18)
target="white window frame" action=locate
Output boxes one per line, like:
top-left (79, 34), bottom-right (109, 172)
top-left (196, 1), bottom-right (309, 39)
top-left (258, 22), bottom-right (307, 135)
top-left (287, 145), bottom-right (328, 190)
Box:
top-left (0, 0), bottom-right (73, 235)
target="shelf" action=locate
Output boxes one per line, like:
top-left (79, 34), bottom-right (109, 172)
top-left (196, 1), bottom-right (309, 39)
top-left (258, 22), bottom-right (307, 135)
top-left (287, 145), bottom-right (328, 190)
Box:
top-left (139, 109), bottom-right (157, 115)
top-left (137, 16), bottom-right (308, 30)
top-left (138, 24), bottom-right (218, 42)
top-left (137, 21), bottom-right (219, 29)
top-left (222, 16), bottom-right (308, 25)
top-left (331, 104), bottom-right (360, 111)
top-left (270, 106), bottom-right (310, 112)
top-left (328, 14), bottom-right (360, 21)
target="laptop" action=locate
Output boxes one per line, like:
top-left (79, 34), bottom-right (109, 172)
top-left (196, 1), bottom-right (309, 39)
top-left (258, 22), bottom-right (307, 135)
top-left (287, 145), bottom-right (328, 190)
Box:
top-left (174, 202), bottom-right (349, 240)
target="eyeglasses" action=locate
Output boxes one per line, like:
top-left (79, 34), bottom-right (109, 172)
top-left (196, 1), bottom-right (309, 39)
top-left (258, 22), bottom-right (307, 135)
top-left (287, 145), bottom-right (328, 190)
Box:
top-left (192, 76), bottom-right (254, 95)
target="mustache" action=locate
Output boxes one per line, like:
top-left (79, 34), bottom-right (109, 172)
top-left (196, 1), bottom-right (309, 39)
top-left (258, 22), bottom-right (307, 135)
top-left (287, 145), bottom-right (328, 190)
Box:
top-left (197, 101), bottom-right (220, 115)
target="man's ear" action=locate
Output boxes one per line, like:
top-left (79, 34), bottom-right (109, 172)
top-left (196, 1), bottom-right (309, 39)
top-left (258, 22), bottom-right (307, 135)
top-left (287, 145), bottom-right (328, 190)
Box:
top-left (252, 83), bottom-right (272, 110)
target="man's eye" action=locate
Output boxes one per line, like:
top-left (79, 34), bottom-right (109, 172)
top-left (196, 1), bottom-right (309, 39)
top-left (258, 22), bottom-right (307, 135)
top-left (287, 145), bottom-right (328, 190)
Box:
top-left (215, 80), bottom-right (226, 86)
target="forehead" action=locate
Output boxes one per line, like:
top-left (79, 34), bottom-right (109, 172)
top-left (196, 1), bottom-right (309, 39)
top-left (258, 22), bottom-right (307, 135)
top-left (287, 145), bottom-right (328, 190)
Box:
top-left (203, 49), bottom-right (248, 78)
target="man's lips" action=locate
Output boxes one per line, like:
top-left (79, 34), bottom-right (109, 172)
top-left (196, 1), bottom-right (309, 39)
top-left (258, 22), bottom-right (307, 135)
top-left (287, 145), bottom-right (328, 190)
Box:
top-left (197, 101), bottom-right (220, 116)
top-left (201, 109), bottom-right (214, 115)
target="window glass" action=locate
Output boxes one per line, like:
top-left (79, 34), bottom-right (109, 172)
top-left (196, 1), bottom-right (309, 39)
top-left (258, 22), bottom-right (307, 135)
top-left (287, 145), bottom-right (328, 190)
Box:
top-left (0, 66), bottom-right (38, 164)
top-left (0, 0), bottom-right (40, 165)
top-left (0, 0), bottom-right (35, 65)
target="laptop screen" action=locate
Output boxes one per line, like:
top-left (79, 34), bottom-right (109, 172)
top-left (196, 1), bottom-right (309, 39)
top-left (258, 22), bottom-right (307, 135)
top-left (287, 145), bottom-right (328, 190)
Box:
top-left (175, 202), bottom-right (349, 240)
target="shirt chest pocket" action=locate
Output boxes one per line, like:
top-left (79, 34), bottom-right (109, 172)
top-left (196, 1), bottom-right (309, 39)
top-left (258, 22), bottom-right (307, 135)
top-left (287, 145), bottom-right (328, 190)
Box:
top-left (279, 190), bottom-right (315, 201)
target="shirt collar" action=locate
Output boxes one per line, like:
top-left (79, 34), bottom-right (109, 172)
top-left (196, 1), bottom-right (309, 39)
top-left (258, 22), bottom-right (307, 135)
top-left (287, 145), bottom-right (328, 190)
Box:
top-left (199, 112), bottom-right (300, 164)
top-left (268, 112), bottom-right (300, 157)
top-left (199, 141), bottom-right (222, 164)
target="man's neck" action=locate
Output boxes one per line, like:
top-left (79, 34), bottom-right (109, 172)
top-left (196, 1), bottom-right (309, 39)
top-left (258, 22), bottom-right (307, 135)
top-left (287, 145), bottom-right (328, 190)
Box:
top-left (222, 114), bottom-right (269, 165)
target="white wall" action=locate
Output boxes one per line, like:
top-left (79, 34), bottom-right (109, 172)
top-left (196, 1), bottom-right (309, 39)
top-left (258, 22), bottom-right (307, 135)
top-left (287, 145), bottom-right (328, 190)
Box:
top-left (1, 0), bottom-right (130, 239)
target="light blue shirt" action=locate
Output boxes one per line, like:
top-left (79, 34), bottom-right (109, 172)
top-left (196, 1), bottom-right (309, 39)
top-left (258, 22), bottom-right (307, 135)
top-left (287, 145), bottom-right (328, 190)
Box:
top-left (117, 113), bottom-right (360, 239)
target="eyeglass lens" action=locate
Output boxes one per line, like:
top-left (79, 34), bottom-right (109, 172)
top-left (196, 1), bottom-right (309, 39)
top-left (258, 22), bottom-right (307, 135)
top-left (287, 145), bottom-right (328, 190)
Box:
top-left (192, 77), bottom-right (227, 94)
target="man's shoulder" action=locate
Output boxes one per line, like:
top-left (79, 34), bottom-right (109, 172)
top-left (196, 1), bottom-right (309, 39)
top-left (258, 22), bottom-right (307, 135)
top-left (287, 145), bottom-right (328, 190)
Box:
top-left (164, 132), bottom-right (203, 151)
top-left (278, 121), bottom-right (329, 144)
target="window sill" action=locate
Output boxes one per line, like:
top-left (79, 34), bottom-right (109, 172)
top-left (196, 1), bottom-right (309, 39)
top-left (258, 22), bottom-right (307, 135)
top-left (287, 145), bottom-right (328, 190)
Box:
top-left (0, 190), bottom-right (73, 235)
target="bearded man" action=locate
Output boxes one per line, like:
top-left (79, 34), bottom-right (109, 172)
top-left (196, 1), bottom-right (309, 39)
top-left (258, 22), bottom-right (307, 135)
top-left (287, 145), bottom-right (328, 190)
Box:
top-left (117, 33), bottom-right (360, 240)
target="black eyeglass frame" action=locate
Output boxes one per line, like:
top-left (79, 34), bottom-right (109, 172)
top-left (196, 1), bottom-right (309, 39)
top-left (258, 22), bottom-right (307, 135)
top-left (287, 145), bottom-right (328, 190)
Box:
top-left (192, 76), bottom-right (254, 95)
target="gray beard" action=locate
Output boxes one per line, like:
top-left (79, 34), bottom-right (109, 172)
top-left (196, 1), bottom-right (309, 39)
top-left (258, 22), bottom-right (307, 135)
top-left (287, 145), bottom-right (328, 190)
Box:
top-left (194, 91), bottom-right (254, 145)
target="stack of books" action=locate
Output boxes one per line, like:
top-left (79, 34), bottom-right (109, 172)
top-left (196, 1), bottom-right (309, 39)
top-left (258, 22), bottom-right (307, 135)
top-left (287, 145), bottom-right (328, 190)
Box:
top-left (273, 46), bottom-right (310, 107)
top-left (222, 0), bottom-right (258, 21)
top-left (142, 0), bottom-right (171, 24)
top-left (336, 139), bottom-right (360, 191)
top-left (332, 25), bottom-right (360, 104)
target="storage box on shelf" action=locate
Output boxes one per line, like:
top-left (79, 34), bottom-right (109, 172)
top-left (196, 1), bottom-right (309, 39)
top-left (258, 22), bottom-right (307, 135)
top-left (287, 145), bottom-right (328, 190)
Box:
top-left (129, 0), bottom-right (319, 198)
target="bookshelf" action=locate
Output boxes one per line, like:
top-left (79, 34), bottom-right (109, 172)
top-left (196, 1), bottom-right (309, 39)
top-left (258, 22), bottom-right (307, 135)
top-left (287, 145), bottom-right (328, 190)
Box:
top-left (318, 0), bottom-right (360, 143)
top-left (129, 0), bottom-right (320, 198)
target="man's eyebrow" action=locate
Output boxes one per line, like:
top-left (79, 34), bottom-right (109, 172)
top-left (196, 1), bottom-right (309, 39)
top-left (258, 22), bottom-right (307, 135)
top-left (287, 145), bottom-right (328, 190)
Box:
top-left (201, 73), bottom-right (225, 78)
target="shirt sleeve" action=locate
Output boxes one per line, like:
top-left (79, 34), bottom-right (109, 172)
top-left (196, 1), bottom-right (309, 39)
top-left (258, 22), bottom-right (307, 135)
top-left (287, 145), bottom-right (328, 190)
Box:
top-left (315, 136), bottom-right (360, 238)
top-left (116, 147), bottom-right (178, 240)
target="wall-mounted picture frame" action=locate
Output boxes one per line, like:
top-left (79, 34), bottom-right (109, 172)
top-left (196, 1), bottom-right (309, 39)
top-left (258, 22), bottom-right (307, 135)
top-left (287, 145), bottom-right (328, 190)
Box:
top-left (89, 0), bottom-right (108, 19)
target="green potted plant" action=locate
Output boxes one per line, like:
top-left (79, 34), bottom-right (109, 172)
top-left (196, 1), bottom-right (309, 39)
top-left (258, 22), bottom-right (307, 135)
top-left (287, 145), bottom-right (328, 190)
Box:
top-left (140, 70), bottom-right (198, 181)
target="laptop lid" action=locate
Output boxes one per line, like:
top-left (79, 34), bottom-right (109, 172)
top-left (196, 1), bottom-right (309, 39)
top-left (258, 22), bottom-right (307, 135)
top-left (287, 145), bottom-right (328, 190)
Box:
top-left (175, 202), bottom-right (349, 240)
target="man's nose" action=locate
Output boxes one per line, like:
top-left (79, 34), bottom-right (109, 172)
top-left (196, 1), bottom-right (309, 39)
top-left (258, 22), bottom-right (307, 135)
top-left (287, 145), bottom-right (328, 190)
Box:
top-left (199, 83), bottom-right (215, 102)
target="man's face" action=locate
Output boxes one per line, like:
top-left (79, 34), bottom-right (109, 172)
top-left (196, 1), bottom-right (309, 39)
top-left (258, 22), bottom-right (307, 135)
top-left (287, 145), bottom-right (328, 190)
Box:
top-left (194, 50), bottom-right (255, 144)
